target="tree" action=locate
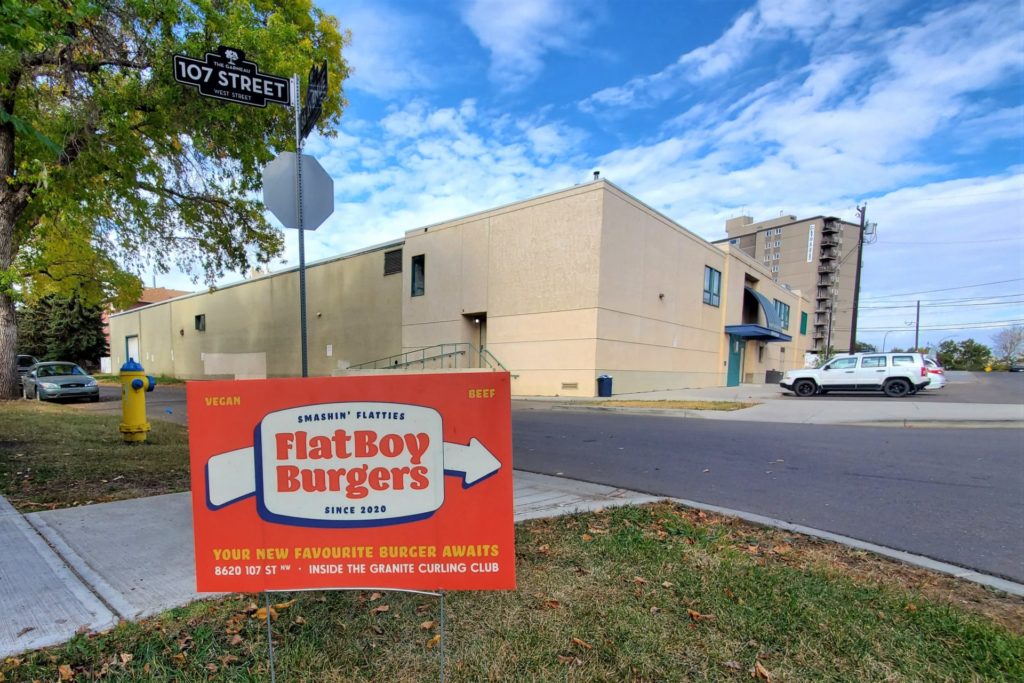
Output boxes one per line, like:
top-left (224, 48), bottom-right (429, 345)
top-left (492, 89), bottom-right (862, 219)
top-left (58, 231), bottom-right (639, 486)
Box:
top-left (992, 325), bottom-right (1024, 364)
top-left (16, 294), bottom-right (107, 367)
top-left (853, 341), bottom-right (877, 353)
top-left (0, 0), bottom-right (349, 397)
top-left (936, 338), bottom-right (993, 371)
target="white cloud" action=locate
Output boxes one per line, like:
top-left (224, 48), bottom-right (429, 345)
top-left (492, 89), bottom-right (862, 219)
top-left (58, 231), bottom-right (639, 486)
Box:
top-left (460, 0), bottom-right (598, 91)
top-left (336, 2), bottom-right (435, 98)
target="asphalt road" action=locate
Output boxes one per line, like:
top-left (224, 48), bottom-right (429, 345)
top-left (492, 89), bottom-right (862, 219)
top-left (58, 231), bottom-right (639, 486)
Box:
top-left (84, 378), bottom-right (1023, 581)
top-left (513, 408), bottom-right (1024, 582)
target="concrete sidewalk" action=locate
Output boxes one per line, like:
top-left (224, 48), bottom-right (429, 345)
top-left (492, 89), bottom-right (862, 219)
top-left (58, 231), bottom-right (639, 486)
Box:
top-left (517, 375), bottom-right (1024, 426)
top-left (0, 471), bottom-right (657, 658)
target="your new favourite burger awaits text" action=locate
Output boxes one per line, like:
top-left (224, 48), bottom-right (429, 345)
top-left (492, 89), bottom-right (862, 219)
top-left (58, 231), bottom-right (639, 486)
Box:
top-left (188, 373), bottom-right (515, 592)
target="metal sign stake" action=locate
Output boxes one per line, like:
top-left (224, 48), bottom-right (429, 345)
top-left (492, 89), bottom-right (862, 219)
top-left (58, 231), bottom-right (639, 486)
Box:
top-left (292, 74), bottom-right (309, 378)
top-left (264, 591), bottom-right (277, 682)
top-left (438, 590), bottom-right (447, 683)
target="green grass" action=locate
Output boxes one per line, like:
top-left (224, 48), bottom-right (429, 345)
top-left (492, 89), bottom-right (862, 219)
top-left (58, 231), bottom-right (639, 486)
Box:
top-left (0, 401), bottom-right (190, 511)
top-left (2, 504), bottom-right (1021, 682)
top-left (93, 373), bottom-right (186, 385)
top-left (585, 400), bottom-right (758, 411)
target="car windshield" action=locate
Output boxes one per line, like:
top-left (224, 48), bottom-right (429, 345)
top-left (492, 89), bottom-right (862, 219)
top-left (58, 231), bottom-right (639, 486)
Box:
top-left (37, 364), bottom-right (86, 377)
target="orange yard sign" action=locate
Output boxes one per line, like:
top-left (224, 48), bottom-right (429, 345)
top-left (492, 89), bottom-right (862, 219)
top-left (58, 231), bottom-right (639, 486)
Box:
top-left (187, 372), bottom-right (515, 592)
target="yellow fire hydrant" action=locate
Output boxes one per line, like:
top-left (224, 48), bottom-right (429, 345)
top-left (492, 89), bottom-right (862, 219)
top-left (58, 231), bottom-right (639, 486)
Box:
top-left (119, 359), bottom-right (156, 443)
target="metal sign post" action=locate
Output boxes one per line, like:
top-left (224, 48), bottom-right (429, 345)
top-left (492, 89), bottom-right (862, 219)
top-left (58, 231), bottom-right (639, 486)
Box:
top-left (292, 74), bottom-right (309, 378)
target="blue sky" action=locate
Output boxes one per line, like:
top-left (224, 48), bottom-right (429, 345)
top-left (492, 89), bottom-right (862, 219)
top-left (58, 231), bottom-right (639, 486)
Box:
top-left (165, 0), bottom-right (1023, 352)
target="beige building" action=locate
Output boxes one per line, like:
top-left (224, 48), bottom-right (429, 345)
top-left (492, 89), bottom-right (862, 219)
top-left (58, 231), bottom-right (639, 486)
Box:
top-left (109, 180), bottom-right (811, 396)
top-left (717, 214), bottom-right (862, 353)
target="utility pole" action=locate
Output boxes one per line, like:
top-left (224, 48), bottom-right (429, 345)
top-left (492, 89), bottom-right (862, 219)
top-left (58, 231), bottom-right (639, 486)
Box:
top-left (914, 300), bottom-right (920, 351)
top-left (849, 203), bottom-right (867, 351)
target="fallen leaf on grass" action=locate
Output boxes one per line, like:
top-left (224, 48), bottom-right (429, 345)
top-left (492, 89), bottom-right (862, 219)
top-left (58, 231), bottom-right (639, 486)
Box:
top-left (557, 655), bottom-right (584, 666)
top-left (420, 620), bottom-right (436, 630)
top-left (772, 543), bottom-right (793, 555)
top-left (571, 637), bottom-right (593, 650)
top-left (273, 599), bottom-right (297, 610)
top-left (662, 581), bottom-right (674, 588)
top-left (722, 660), bottom-right (742, 670)
top-left (587, 527), bottom-right (609, 535)
top-left (293, 616), bottom-right (306, 625)
top-left (58, 664), bottom-right (73, 681)
top-left (368, 592), bottom-right (383, 602)
top-left (370, 625), bottom-right (384, 635)
top-left (632, 576), bottom-right (648, 584)
top-left (537, 544), bottom-right (550, 554)
top-left (415, 604), bottom-right (431, 615)
top-left (752, 660), bottom-right (771, 681)
top-left (205, 663), bottom-right (218, 673)
top-left (650, 606), bottom-right (661, 614)
top-left (371, 604), bottom-right (390, 615)
top-left (581, 533), bottom-right (594, 542)
top-left (543, 599), bottom-right (561, 609)
top-left (119, 653), bottom-right (133, 665)
top-left (219, 654), bottom-right (240, 666)
top-left (228, 634), bottom-right (244, 646)
top-left (687, 609), bottom-right (715, 622)
top-left (426, 634), bottom-right (441, 649)
top-left (171, 653), bottom-right (186, 665)
top-left (905, 603), bottom-right (917, 612)
top-left (255, 606), bottom-right (278, 621)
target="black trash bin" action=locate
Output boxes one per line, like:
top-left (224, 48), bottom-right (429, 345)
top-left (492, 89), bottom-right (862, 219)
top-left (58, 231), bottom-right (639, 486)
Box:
top-left (597, 375), bottom-right (613, 397)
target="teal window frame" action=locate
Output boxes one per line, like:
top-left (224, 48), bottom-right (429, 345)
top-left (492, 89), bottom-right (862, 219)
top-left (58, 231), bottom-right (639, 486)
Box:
top-left (703, 266), bottom-right (721, 307)
top-left (800, 312), bottom-right (808, 335)
top-left (773, 299), bottom-right (791, 330)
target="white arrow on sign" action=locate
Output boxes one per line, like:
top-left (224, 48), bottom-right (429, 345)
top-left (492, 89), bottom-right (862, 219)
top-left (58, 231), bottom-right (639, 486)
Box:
top-left (206, 439), bottom-right (502, 508)
top-left (262, 151), bottom-right (334, 230)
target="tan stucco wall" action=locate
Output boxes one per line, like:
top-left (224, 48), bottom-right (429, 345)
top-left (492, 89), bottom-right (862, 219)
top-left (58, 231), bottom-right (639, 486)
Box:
top-left (402, 183), bottom-right (605, 396)
top-left (108, 244), bottom-right (403, 379)
top-left (593, 188), bottom-right (729, 392)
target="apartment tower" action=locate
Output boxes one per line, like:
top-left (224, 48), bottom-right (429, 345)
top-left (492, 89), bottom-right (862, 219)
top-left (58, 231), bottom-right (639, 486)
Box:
top-left (718, 215), bottom-right (861, 353)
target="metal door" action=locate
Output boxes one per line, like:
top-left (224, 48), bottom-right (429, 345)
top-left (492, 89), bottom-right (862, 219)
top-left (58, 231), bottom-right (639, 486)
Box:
top-left (727, 335), bottom-right (743, 387)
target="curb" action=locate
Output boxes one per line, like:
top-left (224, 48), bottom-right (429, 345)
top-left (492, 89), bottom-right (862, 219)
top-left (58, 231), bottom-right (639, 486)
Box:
top-left (544, 403), bottom-right (1024, 428)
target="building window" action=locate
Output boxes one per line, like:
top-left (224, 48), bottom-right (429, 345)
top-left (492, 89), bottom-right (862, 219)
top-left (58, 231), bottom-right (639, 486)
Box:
top-left (703, 266), bottom-right (721, 307)
top-left (384, 249), bottom-right (402, 276)
top-left (773, 300), bottom-right (790, 330)
top-left (800, 311), bottom-right (808, 335)
top-left (195, 314), bottom-right (206, 332)
top-left (411, 254), bottom-right (425, 297)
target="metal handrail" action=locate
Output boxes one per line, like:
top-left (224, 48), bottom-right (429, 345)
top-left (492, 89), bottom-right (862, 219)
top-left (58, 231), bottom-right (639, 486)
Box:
top-left (347, 343), bottom-right (511, 373)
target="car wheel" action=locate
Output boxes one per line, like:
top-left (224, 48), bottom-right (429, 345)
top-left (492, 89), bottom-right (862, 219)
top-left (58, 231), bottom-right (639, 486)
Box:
top-left (793, 379), bottom-right (817, 397)
top-left (883, 379), bottom-right (911, 398)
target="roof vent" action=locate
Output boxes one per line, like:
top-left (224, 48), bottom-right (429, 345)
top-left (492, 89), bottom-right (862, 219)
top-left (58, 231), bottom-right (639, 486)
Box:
top-left (593, 170), bottom-right (600, 181)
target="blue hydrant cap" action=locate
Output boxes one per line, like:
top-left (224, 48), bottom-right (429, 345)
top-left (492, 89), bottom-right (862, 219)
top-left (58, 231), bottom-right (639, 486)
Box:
top-left (131, 378), bottom-right (144, 390)
top-left (121, 358), bottom-right (144, 372)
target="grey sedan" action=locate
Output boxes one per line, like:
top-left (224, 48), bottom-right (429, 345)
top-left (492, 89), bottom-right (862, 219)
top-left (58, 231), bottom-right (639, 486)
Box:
top-left (22, 362), bottom-right (100, 402)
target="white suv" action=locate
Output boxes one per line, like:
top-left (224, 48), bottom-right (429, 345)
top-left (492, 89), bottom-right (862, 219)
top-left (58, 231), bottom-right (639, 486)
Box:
top-left (780, 352), bottom-right (930, 398)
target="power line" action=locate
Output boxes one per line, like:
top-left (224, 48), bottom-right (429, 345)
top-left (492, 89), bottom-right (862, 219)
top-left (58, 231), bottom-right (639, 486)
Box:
top-left (858, 299), bottom-right (1024, 310)
top-left (858, 319), bottom-right (1024, 331)
top-left (879, 237), bottom-right (1021, 245)
top-left (860, 278), bottom-right (1024, 301)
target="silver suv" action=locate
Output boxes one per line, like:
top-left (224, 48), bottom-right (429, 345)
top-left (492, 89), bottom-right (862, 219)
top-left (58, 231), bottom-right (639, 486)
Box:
top-left (780, 352), bottom-right (930, 398)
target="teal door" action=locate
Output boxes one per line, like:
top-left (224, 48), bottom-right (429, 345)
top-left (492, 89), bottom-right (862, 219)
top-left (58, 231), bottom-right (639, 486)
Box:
top-left (727, 335), bottom-right (743, 387)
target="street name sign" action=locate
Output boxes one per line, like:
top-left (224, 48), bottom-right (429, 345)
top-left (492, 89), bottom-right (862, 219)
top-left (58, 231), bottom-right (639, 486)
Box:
top-left (262, 152), bottom-right (334, 230)
top-left (173, 46), bottom-right (290, 108)
top-left (299, 60), bottom-right (328, 140)
top-left (187, 372), bottom-right (515, 592)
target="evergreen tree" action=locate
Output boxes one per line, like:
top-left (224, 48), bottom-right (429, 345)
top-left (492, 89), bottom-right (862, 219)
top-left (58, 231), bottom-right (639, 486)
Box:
top-left (15, 294), bottom-right (107, 367)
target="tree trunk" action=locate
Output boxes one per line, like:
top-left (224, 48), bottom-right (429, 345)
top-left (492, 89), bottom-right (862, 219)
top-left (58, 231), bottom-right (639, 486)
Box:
top-left (0, 79), bottom-right (25, 399)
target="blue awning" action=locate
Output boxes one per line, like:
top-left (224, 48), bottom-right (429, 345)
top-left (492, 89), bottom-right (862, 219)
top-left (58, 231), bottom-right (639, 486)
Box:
top-left (724, 287), bottom-right (792, 342)
top-left (725, 324), bottom-right (792, 341)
